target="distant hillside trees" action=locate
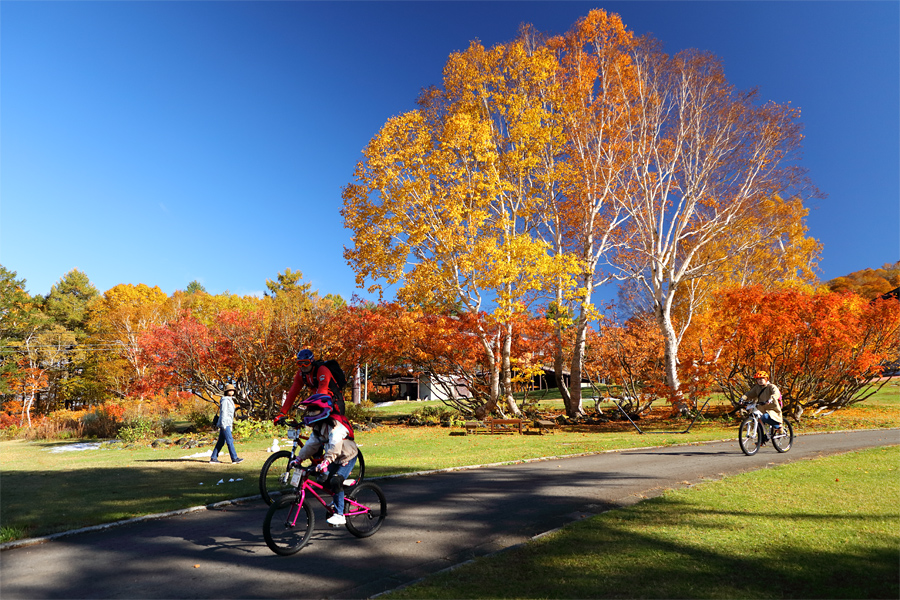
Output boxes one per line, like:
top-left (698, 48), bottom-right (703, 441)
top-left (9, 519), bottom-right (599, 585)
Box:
top-left (2, 261), bottom-right (898, 433)
top-left (827, 261), bottom-right (899, 299)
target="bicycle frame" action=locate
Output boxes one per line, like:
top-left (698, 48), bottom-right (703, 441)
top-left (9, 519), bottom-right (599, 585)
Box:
top-left (283, 424), bottom-right (330, 471)
top-left (745, 403), bottom-right (763, 430)
top-left (283, 468), bottom-right (368, 527)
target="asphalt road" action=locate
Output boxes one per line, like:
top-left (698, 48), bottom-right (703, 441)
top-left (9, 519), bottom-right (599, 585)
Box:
top-left (2, 429), bottom-right (897, 599)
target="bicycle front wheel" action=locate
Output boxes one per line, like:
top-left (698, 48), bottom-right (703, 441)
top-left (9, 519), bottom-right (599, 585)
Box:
top-left (344, 482), bottom-right (386, 538)
top-left (263, 495), bottom-right (315, 555)
top-left (772, 421), bottom-right (794, 453)
top-left (738, 417), bottom-right (761, 456)
top-left (259, 450), bottom-right (294, 506)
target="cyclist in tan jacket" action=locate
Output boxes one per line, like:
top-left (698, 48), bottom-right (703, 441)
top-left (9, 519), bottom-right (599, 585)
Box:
top-left (740, 370), bottom-right (783, 442)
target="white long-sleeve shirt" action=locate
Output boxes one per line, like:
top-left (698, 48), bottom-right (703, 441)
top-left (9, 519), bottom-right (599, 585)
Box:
top-left (218, 394), bottom-right (236, 428)
top-left (295, 422), bottom-right (359, 466)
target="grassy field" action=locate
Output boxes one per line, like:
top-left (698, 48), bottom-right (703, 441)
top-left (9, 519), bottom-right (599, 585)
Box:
top-left (384, 445), bottom-right (900, 599)
top-left (1, 381), bottom-right (897, 543)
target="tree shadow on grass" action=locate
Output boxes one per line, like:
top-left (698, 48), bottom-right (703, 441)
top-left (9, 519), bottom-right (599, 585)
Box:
top-left (137, 458), bottom-right (212, 463)
top-left (397, 498), bottom-right (900, 599)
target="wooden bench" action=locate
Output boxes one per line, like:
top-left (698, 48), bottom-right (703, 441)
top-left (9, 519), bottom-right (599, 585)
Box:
top-left (488, 418), bottom-right (523, 434)
top-left (533, 419), bottom-right (559, 435)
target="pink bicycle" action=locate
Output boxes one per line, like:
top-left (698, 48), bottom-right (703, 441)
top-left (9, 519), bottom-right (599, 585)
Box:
top-left (262, 464), bottom-right (386, 555)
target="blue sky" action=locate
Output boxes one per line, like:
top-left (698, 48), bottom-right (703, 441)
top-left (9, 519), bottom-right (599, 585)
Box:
top-left (2, 1), bottom-right (898, 303)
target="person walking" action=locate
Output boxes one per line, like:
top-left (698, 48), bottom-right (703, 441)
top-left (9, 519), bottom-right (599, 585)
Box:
top-left (211, 384), bottom-right (244, 464)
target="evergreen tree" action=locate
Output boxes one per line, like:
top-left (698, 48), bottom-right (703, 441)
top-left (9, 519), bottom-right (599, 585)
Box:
top-left (185, 280), bottom-right (207, 294)
top-left (46, 269), bottom-right (99, 334)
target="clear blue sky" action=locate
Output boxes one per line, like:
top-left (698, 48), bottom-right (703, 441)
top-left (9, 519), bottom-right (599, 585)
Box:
top-left (2, 1), bottom-right (898, 302)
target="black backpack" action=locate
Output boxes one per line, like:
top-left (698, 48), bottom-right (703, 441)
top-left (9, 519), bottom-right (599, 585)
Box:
top-left (313, 359), bottom-right (347, 414)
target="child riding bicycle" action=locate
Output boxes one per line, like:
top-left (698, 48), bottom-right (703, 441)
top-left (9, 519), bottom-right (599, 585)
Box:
top-left (276, 394), bottom-right (359, 525)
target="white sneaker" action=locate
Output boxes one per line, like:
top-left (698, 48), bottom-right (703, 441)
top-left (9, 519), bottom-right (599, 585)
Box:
top-left (326, 514), bottom-right (346, 526)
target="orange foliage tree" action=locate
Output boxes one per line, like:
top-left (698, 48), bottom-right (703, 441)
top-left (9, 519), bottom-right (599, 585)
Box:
top-left (408, 311), bottom-right (497, 416)
top-left (140, 290), bottom-right (344, 418)
top-left (335, 301), bottom-right (421, 402)
top-left (407, 310), bottom-right (555, 418)
top-left (583, 314), bottom-right (665, 417)
top-left (695, 286), bottom-right (900, 420)
top-left (335, 302), bottom-right (552, 418)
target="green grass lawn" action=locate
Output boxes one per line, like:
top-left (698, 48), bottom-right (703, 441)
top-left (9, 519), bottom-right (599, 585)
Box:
top-left (384, 446), bottom-right (900, 599)
top-left (1, 381), bottom-right (897, 543)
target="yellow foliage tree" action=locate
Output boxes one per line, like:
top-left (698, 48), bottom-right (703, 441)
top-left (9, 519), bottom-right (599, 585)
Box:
top-left (343, 36), bottom-right (576, 416)
top-left (85, 283), bottom-right (171, 399)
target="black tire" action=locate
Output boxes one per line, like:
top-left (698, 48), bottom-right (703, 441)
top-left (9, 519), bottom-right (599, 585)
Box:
top-left (259, 450), bottom-right (294, 506)
top-left (772, 421), bottom-right (794, 453)
top-left (347, 449), bottom-right (365, 488)
top-left (738, 417), bottom-right (761, 456)
top-left (263, 495), bottom-right (314, 555)
top-left (344, 482), bottom-right (386, 538)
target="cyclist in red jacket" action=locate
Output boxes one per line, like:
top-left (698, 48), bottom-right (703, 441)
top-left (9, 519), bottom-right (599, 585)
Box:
top-left (274, 349), bottom-right (348, 426)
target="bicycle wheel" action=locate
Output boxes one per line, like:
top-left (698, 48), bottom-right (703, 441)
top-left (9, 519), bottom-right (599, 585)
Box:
top-left (259, 450), bottom-right (294, 506)
top-left (738, 417), bottom-right (761, 456)
top-left (344, 482), bottom-right (386, 538)
top-left (345, 449), bottom-right (366, 488)
top-left (772, 421), bottom-right (794, 453)
top-left (263, 495), bottom-right (315, 555)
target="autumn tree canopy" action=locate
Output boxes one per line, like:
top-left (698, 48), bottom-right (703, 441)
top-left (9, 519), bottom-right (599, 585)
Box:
top-left (343, 33), bottom-right (578, 416)
top-left (695, 286), bottom-right (900, 420)
top-left (343, 9), bottom-right (821, 413)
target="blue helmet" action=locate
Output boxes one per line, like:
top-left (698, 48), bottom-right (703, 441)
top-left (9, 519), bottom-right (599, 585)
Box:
top-left (296, 349), bottom-right (314, 362)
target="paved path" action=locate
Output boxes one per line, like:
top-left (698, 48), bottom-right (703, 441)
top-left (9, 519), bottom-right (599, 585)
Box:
top-left (2, 429), bottom-right (897, 599)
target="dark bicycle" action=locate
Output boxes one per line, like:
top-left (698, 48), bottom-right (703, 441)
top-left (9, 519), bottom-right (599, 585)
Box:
top-left (259, 419), bottom-right (365, 505)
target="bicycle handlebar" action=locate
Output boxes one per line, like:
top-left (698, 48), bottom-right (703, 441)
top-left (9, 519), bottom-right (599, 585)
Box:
top-left (740, 401), bottom-right (763, 415)
top-left (290, 464), bottom-right (330, 486)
